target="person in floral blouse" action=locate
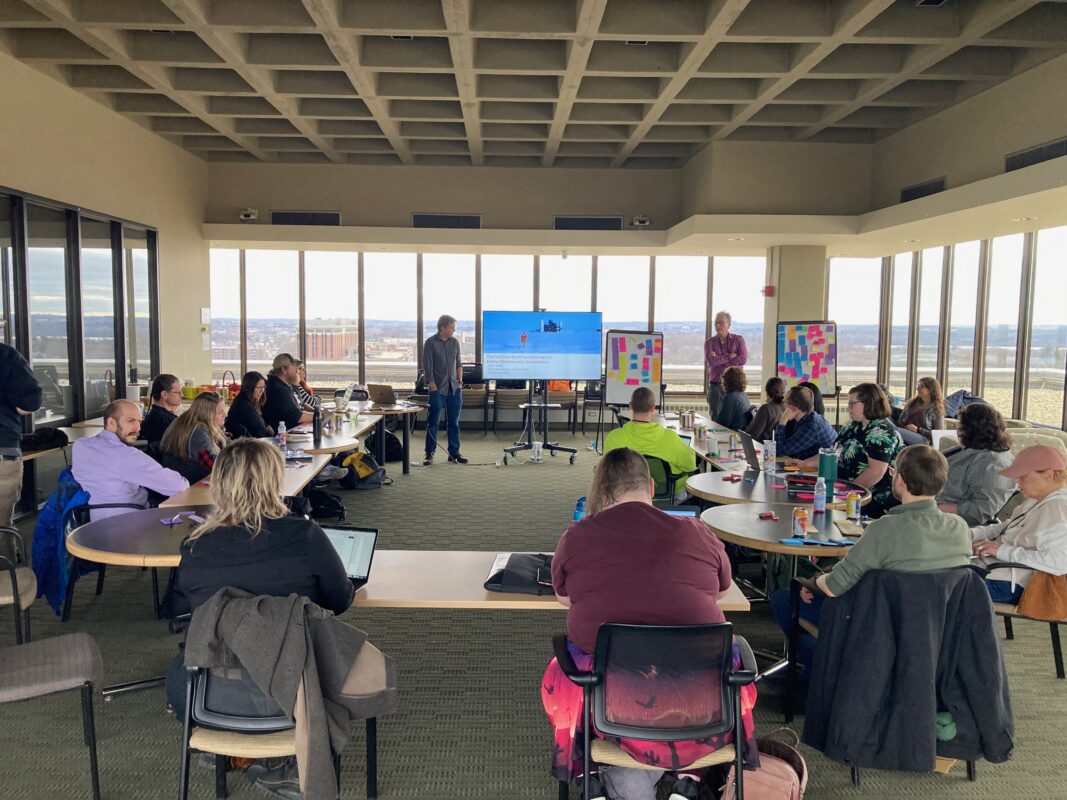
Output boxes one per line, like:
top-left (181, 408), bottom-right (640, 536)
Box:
top-left (791, 383), bottom-right (904, 517)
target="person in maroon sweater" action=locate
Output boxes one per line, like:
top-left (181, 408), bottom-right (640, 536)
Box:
top-left (542, 447), bottom-right (755, 800)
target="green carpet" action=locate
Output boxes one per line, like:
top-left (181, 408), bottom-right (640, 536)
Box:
top-left (2, 432), bottom-right (1065, 798)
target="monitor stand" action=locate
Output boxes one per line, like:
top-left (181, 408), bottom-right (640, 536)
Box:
top-left (502, 381), bottom-right (577, 465)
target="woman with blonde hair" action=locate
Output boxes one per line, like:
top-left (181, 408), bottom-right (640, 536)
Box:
top-left (164, 438), bottom-right (353, 709)
top-left (159, 391), bottom-right (228, 472)
top-left (542, 447), bottom-right (755, 800)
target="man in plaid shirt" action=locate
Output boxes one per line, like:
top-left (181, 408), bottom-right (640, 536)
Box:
top-left (776, 385), bottom-right (837, 459)
top-left (704, 310), bottom-right (747, 419)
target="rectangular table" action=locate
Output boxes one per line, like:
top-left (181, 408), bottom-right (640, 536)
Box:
top-left (161, 453), bottom-right (331, 506)
top-left (355, 550), bottom-right (750, 612)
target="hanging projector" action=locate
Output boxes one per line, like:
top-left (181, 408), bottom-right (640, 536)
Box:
top-left (631, 215), bottom-right (650, 227)
top-left (239, 208), bottom-right (258, 222)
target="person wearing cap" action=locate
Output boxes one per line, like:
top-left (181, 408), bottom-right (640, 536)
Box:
top-left (262, 353), bottom-right (313, 433)
top-left (971, 444), bottom-right (1067, 604)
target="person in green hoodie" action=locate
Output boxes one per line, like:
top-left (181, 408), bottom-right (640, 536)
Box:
top-left (605, 386), bottom-right (697, 500)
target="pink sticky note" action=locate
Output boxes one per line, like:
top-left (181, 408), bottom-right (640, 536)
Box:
top-left (772, 483), bottom-right (787, 489)
top-left (796, 492), bottom-right (815, 501)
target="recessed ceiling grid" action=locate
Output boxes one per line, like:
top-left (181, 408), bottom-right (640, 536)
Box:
top-left (1, 0), bottom-right (1065, 167)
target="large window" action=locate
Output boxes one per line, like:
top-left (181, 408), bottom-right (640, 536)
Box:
top-left (654, 256), bottom-right (708, 392)
top-left (209, 249), bottom-right (241, 381)
top-left (1028, 226), bottom-right (1067, 426)
top-left (828, 257), bottom-right (882, 390)
top-left (886, 252), bottom-right (914, 398)
top-left (423, 254), bottom-right (476, 363)
top-left (984, 234), bottom-right (1024, 416)
top-left (26, 204), bottom-right (73, 421)
top-left (123, 228), bottom-right (153, 385)
top-left (597, 256), bottom-right (650, 367)
top-left (244, 250), bottom-right (299, 376)
top-left (364, 253), bottom-right (418, 388)
top-left (482, 254), bottom-right (533, 314)
top-left (539, 255), bottom-right (591, 312)
top-left (80, 218), bottom-right (116, 418)
top-left (712, 256), bottom-right (765, 382)
top-left (304, 252), bottom-right (359, 386)
top-left (916, 247), bottom-right (943, 380)
top-left (946, 241), bottom-right (980, 395)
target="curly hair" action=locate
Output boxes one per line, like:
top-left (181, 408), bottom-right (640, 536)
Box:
top-left (957, 403), bottom-right (1011, 452)
top-left (722, 366), bottom-right (747, 394)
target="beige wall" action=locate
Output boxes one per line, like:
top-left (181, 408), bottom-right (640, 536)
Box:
top-left (761, 245), bottom-right (828, 387)
top-left (0, 52), bottom-right (210, 382)
top-left (205, 162), bottom-right (682, 230)
top-left (682, 141), bottom-right (873, 217)
top-left (872, 53), bottom-right (1067, 210)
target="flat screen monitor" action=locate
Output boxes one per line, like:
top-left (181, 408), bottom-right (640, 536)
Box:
top-left (482, 310), bottom-right (603, 380)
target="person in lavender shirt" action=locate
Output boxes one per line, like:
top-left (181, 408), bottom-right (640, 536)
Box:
top-left (704, 310), bottom-right (748, 419)
top-left (72, 400), bottom-right (189, 520)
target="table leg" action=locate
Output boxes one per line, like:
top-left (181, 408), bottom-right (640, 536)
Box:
top-left (402, 414), bottom-right (410, 475)
top-left (376, 418), bottom-right (386, 466)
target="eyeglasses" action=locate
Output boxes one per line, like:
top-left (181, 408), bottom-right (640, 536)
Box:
top-left (847, 400), bottom-right (862, 407)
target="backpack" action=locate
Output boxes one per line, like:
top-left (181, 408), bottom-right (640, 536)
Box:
top-left (720, 731), bottom-right (807, 800)
top-left (944, 389), bottom-right (988, 418)
top-left (303, 487), bottom-right (346, 521)
top-left (366, 426), bottom-right (404, 463)
top-left (339, 452), bottom-right (392, 490)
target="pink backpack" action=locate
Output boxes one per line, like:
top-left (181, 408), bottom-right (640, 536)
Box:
top-left (721, 730), bottom-right (808, 800)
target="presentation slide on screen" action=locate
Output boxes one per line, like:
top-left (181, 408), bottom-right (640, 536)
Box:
top-left (483, 311), bottom-right (603, 379)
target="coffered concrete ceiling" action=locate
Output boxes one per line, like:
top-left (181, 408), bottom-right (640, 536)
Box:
top-left (2, 0), bottom-right (1066, 168)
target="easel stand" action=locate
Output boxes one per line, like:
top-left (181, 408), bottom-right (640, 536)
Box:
top-left (503, 382), bottom-right (577, 465)
top-left (593, 393), bottom-right (621, 455)
top-left (834, 384), bottom-right (842, 428)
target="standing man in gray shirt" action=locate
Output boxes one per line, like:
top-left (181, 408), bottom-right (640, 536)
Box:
top-left (423, 314), bottom-right (467, 465)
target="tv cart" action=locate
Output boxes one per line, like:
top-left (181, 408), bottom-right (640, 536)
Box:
top-left (503, 381), bottom-right (578, 465)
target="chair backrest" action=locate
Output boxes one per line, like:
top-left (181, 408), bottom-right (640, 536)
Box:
top-left (592, 623), bottom-right (736, 741)
top-left (642, 455), bottom-right (673, 500)
top-left (461, 384), bottom-right (487, 408)
top-left (190, 666), bottom-right (292, 733)
top-left (547, 390), bottom-right (576, 407)
top-left (494, 388), bottom-right (529, 409)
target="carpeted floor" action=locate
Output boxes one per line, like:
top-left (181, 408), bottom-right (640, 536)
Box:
top-left (3, 431), bottom-right (1066, 798)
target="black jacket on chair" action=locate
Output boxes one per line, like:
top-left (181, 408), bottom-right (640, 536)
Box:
top-left (802, 568), bottom-right (1013, 771)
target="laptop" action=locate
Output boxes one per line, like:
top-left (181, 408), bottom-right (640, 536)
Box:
top-left (738, 430), bottom-right (763, 472)
top-left (322, 526), bottom-right (379, 590)
top-left (367, 384), bottom-right (397, 405)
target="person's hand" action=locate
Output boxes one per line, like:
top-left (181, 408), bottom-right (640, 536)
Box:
top-left (800, 587), bottom-right (814, 604)
top-left (781, 405), bottom-right (797, 423)
top-left (974, 540), bottom-right (999, 558)
top-left (428, 382), bottom-right (438, 393)
top-left (905, 424), bottom-right (918, 432)
top-left (785, 457), bottom-right (799, 467)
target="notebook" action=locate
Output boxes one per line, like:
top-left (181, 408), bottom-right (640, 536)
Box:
top-left (322, 526), bottom-right (379, 589)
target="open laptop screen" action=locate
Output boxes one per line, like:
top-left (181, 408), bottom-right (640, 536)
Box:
top-left (322, 527), bottom-right (378, 581)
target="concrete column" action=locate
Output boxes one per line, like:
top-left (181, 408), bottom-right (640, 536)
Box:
top-left (762, 245), bottom-right (829, 386)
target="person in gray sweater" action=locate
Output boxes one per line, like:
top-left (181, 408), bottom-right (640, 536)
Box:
top-left (715, 366), bottom-right (752, 431)
top-left (937, 403), bottom-right (1015, 525)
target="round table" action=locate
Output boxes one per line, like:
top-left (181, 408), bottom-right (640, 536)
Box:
top-left (66, 506), bottom-right (209, 568)
top-left (701, 502), bottom-right (859, 557)
top-left (686, 470), bottom-right (870, 510)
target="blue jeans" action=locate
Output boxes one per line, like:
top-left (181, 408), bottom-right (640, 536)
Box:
top-left (770, 587), bottom-right (824, 676)
top-left (986, 579), bottom-right (1024, 604)
top-left (425, 388), bottom-right (462, 456)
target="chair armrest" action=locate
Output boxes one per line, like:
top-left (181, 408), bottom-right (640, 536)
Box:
top-left (552, 634), bottom-right (599, 687)
top-left (728, 634), bottom-right (758, 687)
top-left (0, 526), bottom-right (26, 564)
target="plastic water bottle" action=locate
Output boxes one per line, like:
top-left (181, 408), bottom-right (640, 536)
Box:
top-left (573, 497), bottom-right (586, 522)
top-left (276, 420), bottom-right (287, 447)
top-left (813, 477), bottom-right (827, 515)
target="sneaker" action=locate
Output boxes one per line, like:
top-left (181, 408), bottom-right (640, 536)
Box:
top-left (447, 452), bottom-right (469, 464)
top-left (317, 465), bottom-right (348, 481)
top-left (577, 772), bottom-right (608, 800)
top-left (250, 756), bottom-right (300, 800)
top-left (668, 776), bottom-right (700, 800)
top-left (423, 453), bottom-right (434, 466)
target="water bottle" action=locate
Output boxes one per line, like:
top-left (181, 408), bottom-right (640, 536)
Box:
top-left (573, 497), bottom-right (586, 522)
top-left (276, 420), bottom-right (287, 447)
top-left (813, 477), bottom-right (827, 515)
top-left (312, 406), bottom-right (323, 444)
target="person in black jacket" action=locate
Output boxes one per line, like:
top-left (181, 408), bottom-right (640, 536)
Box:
top-left (141, 373), bottom-right (182, 445)
top-left (224, 371), bottom-right (273, 439)
top-left (261, 353), bottom-right (312, 432)
top-left (0, 343), bottom-right (42, 527)
top-left (165, 438), bottom-right (354, 709)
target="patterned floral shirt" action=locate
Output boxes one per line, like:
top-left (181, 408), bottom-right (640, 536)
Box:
top-left (835, 417), bottom-right (904, 509)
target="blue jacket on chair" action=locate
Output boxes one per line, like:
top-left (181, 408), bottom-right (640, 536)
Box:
top-left (31, 466), bottom-right (90, 615)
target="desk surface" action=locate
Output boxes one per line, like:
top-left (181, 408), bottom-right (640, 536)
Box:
top-left (66, 505), bottom-right (210, 567)
top-left (702, 503), bottom-right (858, 557)
top-left (355, 550), bottom-right (750, 612)
top-left (686, 469), bottom-right (870, 509)
top-left (161, 454), bottom-right (330, 507)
